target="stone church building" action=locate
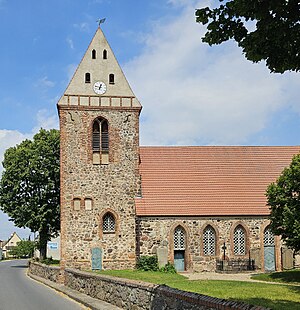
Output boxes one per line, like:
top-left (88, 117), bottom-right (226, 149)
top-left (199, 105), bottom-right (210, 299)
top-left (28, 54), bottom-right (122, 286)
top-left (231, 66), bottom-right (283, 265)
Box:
top-left (58, 27), bottom-right (299, 273)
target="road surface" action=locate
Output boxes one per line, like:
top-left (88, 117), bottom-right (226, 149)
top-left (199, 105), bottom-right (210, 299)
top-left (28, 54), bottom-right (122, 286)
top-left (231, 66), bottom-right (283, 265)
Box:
top-left (0, 259), bottom-right (85, 310)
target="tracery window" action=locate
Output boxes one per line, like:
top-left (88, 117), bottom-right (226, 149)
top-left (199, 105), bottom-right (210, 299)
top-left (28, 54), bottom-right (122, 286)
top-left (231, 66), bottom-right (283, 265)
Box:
top-left (103, 213), bottom-right (115, 233)
top-left (233, 225), bottom-right (246, 255)
top-left (203, 225), bottom-right (216, 256)
top-left (174, 226), bottom-right (185, 250)
top-left (92, 117), bottom-right (109, 164)
top-left (264, 227), bottom-right (275, 246)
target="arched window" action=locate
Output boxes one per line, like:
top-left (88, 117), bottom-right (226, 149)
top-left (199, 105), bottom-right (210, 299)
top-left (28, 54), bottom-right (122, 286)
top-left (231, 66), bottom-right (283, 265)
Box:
top-left (174, 226), bottom-right (185, 250)
top-left (264, 227), bottom-right (275, 246)
top-left (103, 49), bottom-right (107, 59)
top-left (103, 213), bottom-right (115, 233)
top-left (92, 49), bottom-right (96, 59)
top-left (233, 225), bottom-right (246, 255)
top-left (203, 225), bottom-right (216, 256)
top-left (109, 73), bottom-right (115, 84)
top-left (92, 117), bottom-right (109, 164)
top-left (85, 72), bottom-right (91, 83)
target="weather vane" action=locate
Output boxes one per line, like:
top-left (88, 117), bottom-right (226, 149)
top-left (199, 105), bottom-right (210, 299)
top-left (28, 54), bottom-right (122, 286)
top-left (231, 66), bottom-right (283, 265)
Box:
top-left (97, 18), bottom-right (106, 28)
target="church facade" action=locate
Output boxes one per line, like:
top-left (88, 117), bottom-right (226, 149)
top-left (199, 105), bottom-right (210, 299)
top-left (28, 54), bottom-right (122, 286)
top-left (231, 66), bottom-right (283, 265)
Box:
top-left (58, 27), bottom-right (299, 273)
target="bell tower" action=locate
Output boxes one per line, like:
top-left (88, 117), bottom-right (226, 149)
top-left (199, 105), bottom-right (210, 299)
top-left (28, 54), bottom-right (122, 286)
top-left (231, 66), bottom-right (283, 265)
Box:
top-left (58, 26), bottom-right (141, 270)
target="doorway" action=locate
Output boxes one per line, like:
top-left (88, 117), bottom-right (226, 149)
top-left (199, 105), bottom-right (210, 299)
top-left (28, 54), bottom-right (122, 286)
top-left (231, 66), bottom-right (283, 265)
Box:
top-left (174, 226), bottom-right (186, 271)
top-left (264, 227), bottom-right (275, 272)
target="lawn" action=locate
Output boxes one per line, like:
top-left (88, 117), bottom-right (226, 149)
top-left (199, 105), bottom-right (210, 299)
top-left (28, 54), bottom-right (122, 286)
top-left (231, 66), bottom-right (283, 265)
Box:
top-left (96, 269), bottom-right (300, 310)
top-left (251, 269), bottom-right (300, 285)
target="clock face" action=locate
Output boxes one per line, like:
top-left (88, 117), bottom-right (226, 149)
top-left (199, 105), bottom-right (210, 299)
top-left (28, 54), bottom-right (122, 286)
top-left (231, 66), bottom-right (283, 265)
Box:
top-left (93, 81), bottom-right (107, 95)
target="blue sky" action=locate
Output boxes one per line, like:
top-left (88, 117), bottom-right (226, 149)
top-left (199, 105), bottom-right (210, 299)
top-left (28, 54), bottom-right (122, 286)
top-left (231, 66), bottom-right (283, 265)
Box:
top-left (0, 0), bottom-right (300, 240)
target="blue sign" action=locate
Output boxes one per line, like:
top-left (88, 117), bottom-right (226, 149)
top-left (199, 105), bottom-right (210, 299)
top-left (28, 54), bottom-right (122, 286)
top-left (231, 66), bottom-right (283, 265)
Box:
top-left (47, 242), bottom-right (58, 250)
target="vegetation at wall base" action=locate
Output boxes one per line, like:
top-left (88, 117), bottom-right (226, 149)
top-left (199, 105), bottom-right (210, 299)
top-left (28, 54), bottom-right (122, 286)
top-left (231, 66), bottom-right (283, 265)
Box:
top-left (159, 262), bottom-right (177, 274)
top-left (34, 257), bottom-right (60, 265)
top-left (96, 269), bottom-right (300, 310)
top-left (136, 255), bottom-right (159, 271)
top-left (136, 256), bottom-right (177, 274)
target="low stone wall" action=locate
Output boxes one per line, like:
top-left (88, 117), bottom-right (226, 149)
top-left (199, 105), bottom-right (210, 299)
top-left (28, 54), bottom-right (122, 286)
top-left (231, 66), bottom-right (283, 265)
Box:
top-left (29, 262), bottom-right (266, 310)
top-left (29, 261), bottom-right (61, 283)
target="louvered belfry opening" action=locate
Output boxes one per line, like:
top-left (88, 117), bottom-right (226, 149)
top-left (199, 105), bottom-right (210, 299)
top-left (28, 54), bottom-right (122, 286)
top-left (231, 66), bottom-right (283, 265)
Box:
top-left (92, 117), bottom-right (109, 164)
top-left (101, 120), bottom-right (109, 153)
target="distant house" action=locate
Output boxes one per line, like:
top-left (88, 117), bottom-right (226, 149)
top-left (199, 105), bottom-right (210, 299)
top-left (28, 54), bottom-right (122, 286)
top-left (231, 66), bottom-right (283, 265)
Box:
top-left (2, 232), bottom-right (22, 258)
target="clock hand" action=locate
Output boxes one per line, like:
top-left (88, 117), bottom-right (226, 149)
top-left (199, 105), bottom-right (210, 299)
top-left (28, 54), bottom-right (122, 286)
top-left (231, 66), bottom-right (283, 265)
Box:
top-left (98, 84), bottom-right (102, 90)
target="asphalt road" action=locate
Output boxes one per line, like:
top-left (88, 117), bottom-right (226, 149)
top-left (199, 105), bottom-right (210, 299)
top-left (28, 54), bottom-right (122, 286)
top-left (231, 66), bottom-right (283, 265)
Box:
top-left (0, 259), bottom-right (85, 310)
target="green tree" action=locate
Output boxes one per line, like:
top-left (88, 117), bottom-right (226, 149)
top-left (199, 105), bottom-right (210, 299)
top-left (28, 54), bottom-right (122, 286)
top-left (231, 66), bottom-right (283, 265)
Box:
top-left (9, 240), bottom-right (35, 258)
top-left (196, 1), bottom-right (300, 73)
top-left (0, 129), bottom-right (60, 260)
top-left (266, 154), bottom-right (300, 252)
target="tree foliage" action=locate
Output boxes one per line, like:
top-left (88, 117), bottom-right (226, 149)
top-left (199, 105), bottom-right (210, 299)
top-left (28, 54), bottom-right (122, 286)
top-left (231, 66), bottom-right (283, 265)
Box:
top-left (9, 240), bottom-right (35, 258)
top-left (196, 0), bottom-right (300, 73)
top-left (0, 129), bottom-right (60, 260)
top-left (266, 154), bottom-right (300, 252)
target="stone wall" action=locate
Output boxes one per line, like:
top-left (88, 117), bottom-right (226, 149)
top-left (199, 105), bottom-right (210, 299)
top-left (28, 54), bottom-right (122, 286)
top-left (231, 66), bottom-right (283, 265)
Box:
top-left (137, 216), bottom-right (281, 272)
top-left (28, 262), bottom-right (266, 310)
top-left (29, 261), bottom-right (61, 283)
top-left (59, 107), bottom-right (140, 270)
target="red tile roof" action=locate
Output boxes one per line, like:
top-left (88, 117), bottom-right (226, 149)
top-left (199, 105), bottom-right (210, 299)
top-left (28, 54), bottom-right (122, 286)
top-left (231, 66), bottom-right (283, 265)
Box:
top-left (135, 146), bottom-right (300, 216)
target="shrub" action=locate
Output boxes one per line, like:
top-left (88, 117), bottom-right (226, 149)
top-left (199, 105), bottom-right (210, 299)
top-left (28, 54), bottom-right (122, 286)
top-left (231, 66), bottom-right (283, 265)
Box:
top-left (137, 255), bottom-right (159, 271)
top-left (160, 262), bottom-right (177, 274)
top-left (40, 257), bottom-right (60, 265)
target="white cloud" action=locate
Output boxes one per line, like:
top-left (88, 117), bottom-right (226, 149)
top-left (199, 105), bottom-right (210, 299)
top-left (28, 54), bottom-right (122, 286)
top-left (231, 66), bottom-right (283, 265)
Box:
top-left (32, 109), bottom-right (59, 133)
top-left (0, 109), bottom-right (59, 176)
top-left (73, 22), bottom-right (90, 32)
top-left (124, 1), bottom-right (300, 145)
top-left (34, 76), bottom-right (55, 91)
top-left (66, 37), bottom-right (74, 50)
top-left (66, 63), bottom-right (77, 81)
top-left (0, 130), bottom-right (31, 175)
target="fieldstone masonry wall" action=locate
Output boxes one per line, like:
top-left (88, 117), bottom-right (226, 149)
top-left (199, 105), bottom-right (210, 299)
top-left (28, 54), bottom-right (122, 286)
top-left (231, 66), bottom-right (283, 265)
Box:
top-left (29, 262), bottom-right (267, 310)
top-left (29, 261), bottom-right (61, 282)
top-left (59, 106), bottom-right (140, 270)
top-left (137, 216), bottom-right (279, 272)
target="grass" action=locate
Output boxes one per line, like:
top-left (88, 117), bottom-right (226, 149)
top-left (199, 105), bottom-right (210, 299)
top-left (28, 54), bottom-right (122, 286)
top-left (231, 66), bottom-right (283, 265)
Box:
top-left (96, 269), bottom-right (300, 310)
top-left (251, 269), bottom-right (300, 285)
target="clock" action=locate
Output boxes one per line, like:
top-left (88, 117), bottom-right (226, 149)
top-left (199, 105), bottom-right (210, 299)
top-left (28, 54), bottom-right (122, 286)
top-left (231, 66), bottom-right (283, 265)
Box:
top-left (93, 81), bottom-right (107, 95)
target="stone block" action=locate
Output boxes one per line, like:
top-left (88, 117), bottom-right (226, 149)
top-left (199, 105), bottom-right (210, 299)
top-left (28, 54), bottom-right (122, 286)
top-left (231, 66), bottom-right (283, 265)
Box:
top-left (282, 246), bottom-right (294, 270)
top-left (157, 246), bottom-right (168, 268)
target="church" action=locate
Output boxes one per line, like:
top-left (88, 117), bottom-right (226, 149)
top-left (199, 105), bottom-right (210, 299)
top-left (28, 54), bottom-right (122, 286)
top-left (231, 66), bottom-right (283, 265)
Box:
top-left (58, 27), bottom-right (299, 273)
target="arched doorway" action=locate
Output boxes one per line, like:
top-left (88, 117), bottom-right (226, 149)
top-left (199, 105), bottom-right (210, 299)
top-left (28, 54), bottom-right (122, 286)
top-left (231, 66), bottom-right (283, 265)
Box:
top-left (174, 226), bottom-right (185, 271)
top-left (264, 226), bottom-right (275, 271)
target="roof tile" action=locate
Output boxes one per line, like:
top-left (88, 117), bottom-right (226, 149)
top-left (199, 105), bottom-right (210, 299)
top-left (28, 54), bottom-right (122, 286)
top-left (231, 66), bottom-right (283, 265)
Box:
top-left (135, 146), bottom-right (300, 216)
